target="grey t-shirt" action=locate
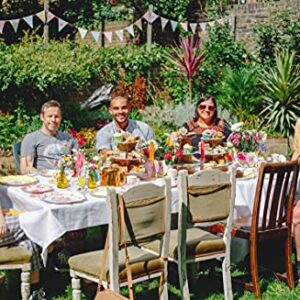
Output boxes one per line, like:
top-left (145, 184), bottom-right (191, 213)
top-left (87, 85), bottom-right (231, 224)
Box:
top-left (96, 119), bottom-right (154, 151)
top-left (21, 130), bottom-right (77, 170)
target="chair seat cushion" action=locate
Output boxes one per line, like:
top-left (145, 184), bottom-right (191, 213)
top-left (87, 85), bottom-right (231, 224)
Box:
top-left (0, 246), bottom-right (31, 264)
top-left (68, 246), bottom-right (162, 283)
top-left (144, 227), bottom-right (225, 260)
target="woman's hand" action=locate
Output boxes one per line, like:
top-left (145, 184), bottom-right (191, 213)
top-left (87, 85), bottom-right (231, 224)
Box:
top-left (0, 213), bottom-right (7, 239)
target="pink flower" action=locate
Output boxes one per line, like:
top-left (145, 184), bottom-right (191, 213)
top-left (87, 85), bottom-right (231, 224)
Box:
top-left (236, 152), bottom-right (247, 162)
top-left (175, 149), bottom-right (183, 158)
top-left (244, 135), bottom-right (251, 141)
top-left (164, 152), bottom-right (173, 161)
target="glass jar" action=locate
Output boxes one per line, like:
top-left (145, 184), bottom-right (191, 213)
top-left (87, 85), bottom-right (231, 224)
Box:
top-left (87, 170), bottom-right (97, 189)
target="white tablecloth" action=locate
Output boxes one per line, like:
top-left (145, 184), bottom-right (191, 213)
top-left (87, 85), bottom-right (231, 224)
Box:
top-left (1, 174), bottom-right (290, 265)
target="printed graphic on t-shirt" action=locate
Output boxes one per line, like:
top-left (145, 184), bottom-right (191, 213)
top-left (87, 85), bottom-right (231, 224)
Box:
top-left (43, 141), bottom-right (72, 167)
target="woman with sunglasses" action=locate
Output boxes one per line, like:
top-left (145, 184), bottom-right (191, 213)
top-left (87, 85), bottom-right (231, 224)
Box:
top-left (183, 95), bottom-right (231, 152)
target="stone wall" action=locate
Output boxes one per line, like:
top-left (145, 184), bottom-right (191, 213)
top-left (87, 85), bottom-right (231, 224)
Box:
top-left (231, 0), bottom-right (300, 50)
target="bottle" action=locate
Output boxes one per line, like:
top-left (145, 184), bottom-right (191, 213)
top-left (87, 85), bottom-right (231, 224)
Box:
top-left (57, 169), bottom-right (68, 189)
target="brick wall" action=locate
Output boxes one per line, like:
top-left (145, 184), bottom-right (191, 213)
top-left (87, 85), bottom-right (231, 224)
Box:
top-left (231, 0), bottom-right (300, 50)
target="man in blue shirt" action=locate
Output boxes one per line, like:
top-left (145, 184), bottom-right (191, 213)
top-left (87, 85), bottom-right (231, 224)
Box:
top-left (96, 96), bottom-right (154, 153)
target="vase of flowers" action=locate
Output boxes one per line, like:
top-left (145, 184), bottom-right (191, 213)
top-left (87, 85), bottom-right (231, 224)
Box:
top-left (57, 154), bottom-right (73, 189)
top-left (227, 129), bottom-right (267, 167)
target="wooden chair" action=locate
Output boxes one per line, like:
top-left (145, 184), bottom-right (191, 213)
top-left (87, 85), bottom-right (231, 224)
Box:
top-left (145, 168), bottom-right (236, 300)
top-left (234, 160), bottom-right (299, 299)
top-left (0, 245), bottom-right (32, 299)
top-left (68, 178), bottom-right (171, 300)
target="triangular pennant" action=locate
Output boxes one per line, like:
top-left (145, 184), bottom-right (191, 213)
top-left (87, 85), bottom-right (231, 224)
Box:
top-left (78, 27), bottom-right (88, 40)
top-left (150, 12), bottom-right (159, 23)
top-left (115, 29), bottom-right (124, 41)
top-left (160, 17), bottom-right (168, 31)
top-left (36, 11), bottom-right (45, 23)
top-left (0, 21), bottom-right (5, 34)
top-left (134, 18), bottom-right (143, 31)
top-left (47, 11), bottom-right (55, 22)
top-left (126, 24), bottom-right (134, 37)
top-left (200, 22), bottom-right (207, 32)
top-left (142, 11), bottom-right (151, 23)
top-left (23, 15), bottom-right (33, 28)
top-left (190, 23), bottom-right (197, 34)
top-left (170, 20), bottom-right (178, 32)
top-left (9, 19), bottom-right (20, 32)
top-left (91, 31), bottom-right (100, 43)
top-left (180, 22), bottom-right (188, 31)
top-left (58, 18), bottom-right (68, 32)
top-left (208, 20), bottom-right (215, 28)
top-left (104, 31), bottom-right (113, 43)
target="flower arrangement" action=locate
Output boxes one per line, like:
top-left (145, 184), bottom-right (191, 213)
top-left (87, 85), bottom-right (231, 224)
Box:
top-left (57, 154), bottom-right (73, 173)
top-left (227, 129), bottom-right (267, 154)
top-left (69, 128), bottom-right (96, 150)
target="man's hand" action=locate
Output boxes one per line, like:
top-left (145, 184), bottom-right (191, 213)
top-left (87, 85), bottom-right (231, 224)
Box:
top-left (0, 213), bottom-right (7, 239)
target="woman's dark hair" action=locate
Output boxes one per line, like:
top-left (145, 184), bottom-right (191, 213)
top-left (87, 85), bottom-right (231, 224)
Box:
top-left (193, 95), bottom-right (218, 124)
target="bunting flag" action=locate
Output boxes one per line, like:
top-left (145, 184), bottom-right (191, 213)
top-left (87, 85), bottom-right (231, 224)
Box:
top-left (161, 17), bottom-right (168, 31)
top-left (36, 11), bottom-right (45, 23)
top-left (126, 24), bottom-right (134, 37)
top-left (190, 23), bottom-right (197, 34)
top-left (78, 27), bottom-right (88, 39)
top-left (115, 29), bottom-right (124, 41)
top-left (23, 15), bottom-right (33, 28)
top-left (9, 19), bottom-right (19, 32)
top-left (150, 12), bottom-right (159, 23)
top-left (0, 21), bottom-right (5, 34)
top-left (0, 8), bottom-right (232, 42)
top-left (142, 11), bottom-right (151, 23)
top-left (134, 18), bottom-right (143, 31)
top-left (104, 31), bottom-right (113, 43)
top-left (200, 22), bottom-right (206, 32)
top-left (180, 22), bottom-right (188, 31)
top-left (170, 20), bottom-right (178, 32)
top-left (91, 31), bottom-right (100, 43)
top-left (58, 19), bottom-right (68, 32)
top-left (47, 12), bottom-right (56, 22)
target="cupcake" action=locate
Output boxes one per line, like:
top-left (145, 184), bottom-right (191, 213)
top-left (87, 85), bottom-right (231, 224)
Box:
top-left (183, 143), bottom-right (193, 154)
top-left (113, 132), bottom-right (124, 144)
top-left (201, 129), bottom-right (214, 140)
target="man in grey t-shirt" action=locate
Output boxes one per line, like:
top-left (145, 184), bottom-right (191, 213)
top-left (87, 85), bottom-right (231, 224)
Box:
top-left (95, 96), bottom-right (154, 153)
top-left (20, 100), bottom-right (77, 173)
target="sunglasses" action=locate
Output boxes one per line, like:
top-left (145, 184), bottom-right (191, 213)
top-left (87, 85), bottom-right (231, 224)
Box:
top-left (198, 105), bottom-right (215, 111)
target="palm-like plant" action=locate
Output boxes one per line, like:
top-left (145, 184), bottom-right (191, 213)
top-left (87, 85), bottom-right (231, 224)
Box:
top-left (260, 50), bottom-right (300, 137)
top-left (167, 35), bottom-right (205, 101)
top-left (216, 66), bottom-right (262, 128)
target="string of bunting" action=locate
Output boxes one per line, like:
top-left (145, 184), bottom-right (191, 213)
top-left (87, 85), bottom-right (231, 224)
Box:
top-left (0, 9), bottom-right (233, 43)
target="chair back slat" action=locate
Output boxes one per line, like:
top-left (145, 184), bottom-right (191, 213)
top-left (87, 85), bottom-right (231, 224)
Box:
top-left (182, 168), bottom-right (235, 225)
top-left (252, 161), bottom-right (299, 235)
top-left (118, 181), bottom-right (171, 246)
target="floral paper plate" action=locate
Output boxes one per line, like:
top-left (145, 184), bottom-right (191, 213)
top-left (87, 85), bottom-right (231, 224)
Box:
top-left (40, 191), bottom-right (85, 204)
top-left (21, 184), bottom-right (54, 194)
top-left (236, 168), bottom-right (257, 181)
top-left (0, 175), bottom-right (38, 186)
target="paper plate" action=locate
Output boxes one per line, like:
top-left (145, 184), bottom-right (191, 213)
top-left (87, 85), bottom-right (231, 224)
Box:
top-left (237, 171), bottom-right (257, 181)
top-left (41, 191), bottom-right (85, 204)
top-left (90, 187), bottom-right (107, 198)
top-left (21, 184), bottom-right (54, 194)
top-left (0, 175), bottom-right (38, 186)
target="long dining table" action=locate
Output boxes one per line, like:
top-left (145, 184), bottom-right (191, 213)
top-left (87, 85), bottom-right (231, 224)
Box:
top-left (0, 171), bottom-right (293, 265)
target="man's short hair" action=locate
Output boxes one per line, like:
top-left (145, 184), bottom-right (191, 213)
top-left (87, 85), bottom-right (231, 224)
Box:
top-left (110, 96), bottom-right (129, 107)
top-left (40, 100), bottom-right (61, 115)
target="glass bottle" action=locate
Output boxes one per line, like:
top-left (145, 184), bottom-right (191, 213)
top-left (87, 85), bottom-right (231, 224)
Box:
top-left (57, 169), bottom-right (68, 189)
top-left (88, 169), bottom-right (97, 189)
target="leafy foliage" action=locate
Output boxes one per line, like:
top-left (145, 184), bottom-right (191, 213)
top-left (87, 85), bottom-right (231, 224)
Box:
top-left (260, 50), bottom-right (300, 137)
top-left (215, 66), bottom-right (262, 127)
top-left (254, 9), bottom-right (300, 65)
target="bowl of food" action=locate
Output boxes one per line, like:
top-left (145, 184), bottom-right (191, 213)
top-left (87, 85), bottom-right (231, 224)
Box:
top-left (116, 142), bottom-right (138, 152)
